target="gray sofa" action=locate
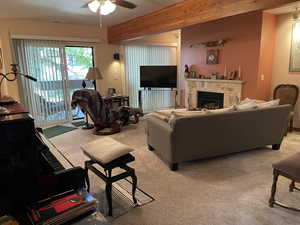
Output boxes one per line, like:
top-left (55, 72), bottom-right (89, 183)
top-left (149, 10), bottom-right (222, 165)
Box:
top-left (146, 105), bottom-right (292, 171)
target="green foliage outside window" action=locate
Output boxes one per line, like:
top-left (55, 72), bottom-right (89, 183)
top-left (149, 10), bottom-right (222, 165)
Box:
top-left (65, 47), bottom-right (93, 68)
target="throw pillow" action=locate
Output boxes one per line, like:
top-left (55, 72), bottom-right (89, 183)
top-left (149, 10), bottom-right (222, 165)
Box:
top-left (256, 99), bottom-right (280, 109)
top-left (239, 98), bottom-right (266, 105)
top-left (206, 106), bottom-right (235, 114)
top-left (234, 102), bottom-right (257, 111)
top-left (168, 110), bottom-right (208, 128)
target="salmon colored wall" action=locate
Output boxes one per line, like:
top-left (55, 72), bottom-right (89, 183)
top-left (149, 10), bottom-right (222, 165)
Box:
top-left (257, 12), bottom-right (277, 100)
top-left (181, 11), bottom-right (263, 99)
top-left (272, 13), bottom-right (300, 128)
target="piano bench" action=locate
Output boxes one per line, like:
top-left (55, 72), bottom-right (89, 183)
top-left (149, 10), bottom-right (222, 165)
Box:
top-left (81, 138), bottom-right (137, 217)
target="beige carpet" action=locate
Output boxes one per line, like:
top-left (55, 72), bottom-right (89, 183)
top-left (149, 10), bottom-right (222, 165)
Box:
top-left (51, 121), bottom-right (300, 225)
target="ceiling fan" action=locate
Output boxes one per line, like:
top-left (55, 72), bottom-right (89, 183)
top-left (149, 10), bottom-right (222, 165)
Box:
top-left (82, 0), bottom-right (137, 16)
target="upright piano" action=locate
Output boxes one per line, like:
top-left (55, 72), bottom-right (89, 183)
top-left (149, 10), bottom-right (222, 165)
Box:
top-left (0, 102), bottom-right (86, 216)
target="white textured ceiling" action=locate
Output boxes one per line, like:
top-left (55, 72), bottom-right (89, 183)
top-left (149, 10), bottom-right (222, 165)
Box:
top-left (0, 0), bottom-right (183, 26)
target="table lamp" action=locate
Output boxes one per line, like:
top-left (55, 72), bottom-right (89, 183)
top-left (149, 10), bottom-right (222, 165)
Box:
top-left (85, 67), bottom-right (103, 89)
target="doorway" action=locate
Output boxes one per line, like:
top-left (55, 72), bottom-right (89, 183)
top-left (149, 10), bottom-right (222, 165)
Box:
top-left (13, 39), bottom-right (95, 127)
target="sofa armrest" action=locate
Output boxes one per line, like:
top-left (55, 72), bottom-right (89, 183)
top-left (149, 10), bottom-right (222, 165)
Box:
top-left (146, 117), bottom-right (174, 163)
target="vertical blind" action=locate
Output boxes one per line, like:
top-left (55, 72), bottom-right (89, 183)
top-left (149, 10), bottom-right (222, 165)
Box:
top-left (13, 39), bottom-right (69, 127)
top-left (124, 45), bottom-right (177, 112)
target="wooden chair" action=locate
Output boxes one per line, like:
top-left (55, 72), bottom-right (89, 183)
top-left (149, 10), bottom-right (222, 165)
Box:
top-left (273, 84), bottom-right (299, 132)
top-left (269, 152), bottom-right (300, 211)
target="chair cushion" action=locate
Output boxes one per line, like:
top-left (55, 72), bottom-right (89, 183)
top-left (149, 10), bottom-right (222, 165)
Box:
top-left (81, 137), bottom-right (134, 164)
top-left (273, 152), bottom-right (300, 181)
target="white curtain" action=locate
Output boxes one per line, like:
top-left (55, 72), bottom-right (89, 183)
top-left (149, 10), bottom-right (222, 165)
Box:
top-left (124, 45), bottom-right (177, 112)
top-left (13, 39), bottom-right (69, 127)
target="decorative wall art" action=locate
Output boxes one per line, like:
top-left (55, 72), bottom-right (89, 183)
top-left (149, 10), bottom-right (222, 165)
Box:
top-left (290, 22), bottom-right (300, 72)
top-left (206, 49), bottom-right (219, 64)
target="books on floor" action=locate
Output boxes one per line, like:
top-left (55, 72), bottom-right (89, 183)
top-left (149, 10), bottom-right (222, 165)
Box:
top-left (27, 189), bottom-right (97, 225)
top-left (0, 215), bottom-right (19, 225)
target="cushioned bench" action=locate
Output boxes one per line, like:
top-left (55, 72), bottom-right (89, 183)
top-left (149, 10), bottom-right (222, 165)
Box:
top-left (81, 137), bottom-right (137, 216)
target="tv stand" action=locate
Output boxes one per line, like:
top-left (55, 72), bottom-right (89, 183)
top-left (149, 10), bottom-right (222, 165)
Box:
top-left (138, 89), bottom-right (178, 111)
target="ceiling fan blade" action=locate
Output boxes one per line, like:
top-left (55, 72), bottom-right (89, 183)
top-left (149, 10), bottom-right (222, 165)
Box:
top-left (81, 0), bottom-right (94, 8)
top-left (113, 0), bottom-right (137, 9)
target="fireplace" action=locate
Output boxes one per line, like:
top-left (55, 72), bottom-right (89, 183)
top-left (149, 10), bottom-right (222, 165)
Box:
top-left (197, 91), bottom-right (224, 109)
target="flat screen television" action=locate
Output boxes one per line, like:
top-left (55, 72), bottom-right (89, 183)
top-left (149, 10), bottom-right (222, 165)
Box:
top-left (140, 66), bottom-right (177, 88)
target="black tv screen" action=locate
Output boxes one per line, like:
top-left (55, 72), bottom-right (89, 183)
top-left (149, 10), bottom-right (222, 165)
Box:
top-left (140, 66), bottom-right (177, 88)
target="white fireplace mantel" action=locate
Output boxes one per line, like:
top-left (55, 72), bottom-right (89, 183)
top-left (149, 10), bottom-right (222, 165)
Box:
top-left (186, 79), bottom-right (245, 109)
top-left (186, 78), bottom-right (245, 84)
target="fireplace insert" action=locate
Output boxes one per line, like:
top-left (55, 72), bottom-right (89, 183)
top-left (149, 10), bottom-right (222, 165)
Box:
top-left (197, 91), bottom-right (224, 109)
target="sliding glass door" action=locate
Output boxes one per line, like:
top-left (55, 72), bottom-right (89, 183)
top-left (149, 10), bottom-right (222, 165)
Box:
top-left (13, 40), bottom-right (94, 127)
top-left (65, 46), bottom-right (94, 120)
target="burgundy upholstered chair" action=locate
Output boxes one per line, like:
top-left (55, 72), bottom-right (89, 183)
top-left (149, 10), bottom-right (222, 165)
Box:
top-left (273, 84), bottom-right (299, 132)
top-left (269, 152), bottom-right (300, 211)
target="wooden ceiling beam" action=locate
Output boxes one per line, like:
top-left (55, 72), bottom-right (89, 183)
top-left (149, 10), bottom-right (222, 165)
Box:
top-left (107, 0), bottom-right (297, 43)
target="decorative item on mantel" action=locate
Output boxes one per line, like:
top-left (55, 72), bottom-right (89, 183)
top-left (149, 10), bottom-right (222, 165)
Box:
top-left (211, 72), bottom-right (218, 80)
top-left (184, 65), bottom-right (198, 79)
top-left (184, 64), bottom-right (189, 79)
top-left (228, 71), bottom-right (238, 80)
top-left (224, 64), bottom-right (227, 79)
top-left (238, 64), bottom-right (242, 80)
top-left (224, 65), bottom-right (242, 81)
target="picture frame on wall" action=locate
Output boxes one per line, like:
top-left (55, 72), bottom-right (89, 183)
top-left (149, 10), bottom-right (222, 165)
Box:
top-left (206, 49), bottom-right (219, 64)
top-left (289, 23), bottom-right (300, 72)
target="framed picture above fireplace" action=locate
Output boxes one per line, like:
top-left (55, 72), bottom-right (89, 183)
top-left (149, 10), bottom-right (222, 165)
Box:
top-left (206, 49), bottom-right (219, 64)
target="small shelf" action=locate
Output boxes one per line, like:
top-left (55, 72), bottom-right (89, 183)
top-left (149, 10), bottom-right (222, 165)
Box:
top-left (186, 78), bottom-right (245, 84)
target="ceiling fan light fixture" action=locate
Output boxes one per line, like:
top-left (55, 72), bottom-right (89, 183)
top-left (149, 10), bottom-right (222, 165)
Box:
top-left (88, 0), bottom-right (100, 13)
top-left (100, 0), bottom-right (116, 15)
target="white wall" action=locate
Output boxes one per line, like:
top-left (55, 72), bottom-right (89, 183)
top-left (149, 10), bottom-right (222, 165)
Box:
top-left (121, 30), bottom-right (182, 105)
top-left (0, 19), bottom-right (123, 101)
top-left (272, 13), bottom-right (300, 128)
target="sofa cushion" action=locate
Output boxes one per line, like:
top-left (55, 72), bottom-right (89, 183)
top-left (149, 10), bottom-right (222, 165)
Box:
top-left (168, 110), bottom-right (208, 128)
top-left (256, 99), bottom-right (280, 109)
